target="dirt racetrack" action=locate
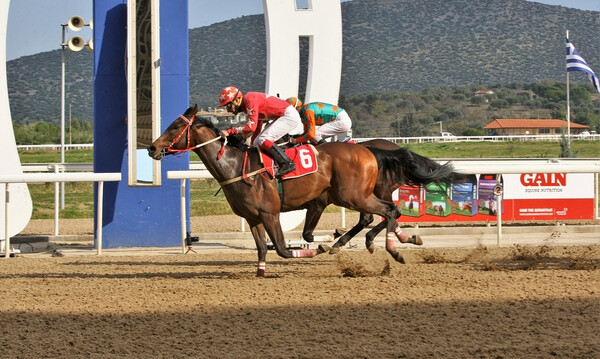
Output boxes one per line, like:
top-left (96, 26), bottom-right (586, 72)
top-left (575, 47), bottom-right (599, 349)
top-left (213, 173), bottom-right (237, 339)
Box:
top-left (1, 233), bottom-right (599, 358)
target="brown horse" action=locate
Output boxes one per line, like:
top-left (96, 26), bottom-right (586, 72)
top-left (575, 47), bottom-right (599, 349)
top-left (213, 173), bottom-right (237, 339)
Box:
top-left (300, 139), bottom-right (460, 254)
top-left (149, 105), bottom-right (458, 276)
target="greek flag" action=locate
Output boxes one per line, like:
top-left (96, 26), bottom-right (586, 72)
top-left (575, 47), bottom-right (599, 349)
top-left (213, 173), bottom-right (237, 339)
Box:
top-left (566, 38), bottom-right (600, 93)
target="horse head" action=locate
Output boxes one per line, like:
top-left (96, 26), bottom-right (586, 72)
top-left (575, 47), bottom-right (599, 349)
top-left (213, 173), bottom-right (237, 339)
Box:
top-left (148, 104), bottom-right (221, 160)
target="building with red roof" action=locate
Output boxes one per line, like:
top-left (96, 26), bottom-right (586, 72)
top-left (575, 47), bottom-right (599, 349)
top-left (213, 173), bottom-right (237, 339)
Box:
top-left (483, 119), bottom-right (589, 136)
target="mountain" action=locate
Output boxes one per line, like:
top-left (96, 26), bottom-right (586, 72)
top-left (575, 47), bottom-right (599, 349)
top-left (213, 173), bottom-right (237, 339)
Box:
top-left (7, 0), bottom-right (599, 127)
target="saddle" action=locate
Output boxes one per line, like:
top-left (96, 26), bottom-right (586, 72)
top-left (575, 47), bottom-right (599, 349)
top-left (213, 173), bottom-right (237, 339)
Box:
top-left (261, 144), bottom-right (318, 180)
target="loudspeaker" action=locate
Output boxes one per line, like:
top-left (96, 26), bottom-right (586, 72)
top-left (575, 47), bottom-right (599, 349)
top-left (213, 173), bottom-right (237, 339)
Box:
top-left (86, 38), bottom-right (94, 52)
top-left (89, 18), bottom-right (93, 30)
top-left (68, 16), bottom-right (84, 31)
top-left (67, 36), bottom-right (84, 52)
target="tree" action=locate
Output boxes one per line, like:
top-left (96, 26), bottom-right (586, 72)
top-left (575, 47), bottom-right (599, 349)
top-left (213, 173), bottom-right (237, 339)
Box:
top-left (559, 130), bottom-right (572, 158)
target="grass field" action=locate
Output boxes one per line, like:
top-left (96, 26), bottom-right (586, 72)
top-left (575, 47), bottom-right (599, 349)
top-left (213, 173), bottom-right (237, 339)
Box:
top-left (18, 140), bottom-right (600, 219)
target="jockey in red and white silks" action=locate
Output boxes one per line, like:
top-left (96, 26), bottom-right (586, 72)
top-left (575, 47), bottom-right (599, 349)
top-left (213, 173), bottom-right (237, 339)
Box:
top-left (218, 86), bottom-right (300, 177)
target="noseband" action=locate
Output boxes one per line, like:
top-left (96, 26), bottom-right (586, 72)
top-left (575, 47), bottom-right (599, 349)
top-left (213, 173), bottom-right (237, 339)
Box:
top-left (161, 115), bottom-right (225, 158)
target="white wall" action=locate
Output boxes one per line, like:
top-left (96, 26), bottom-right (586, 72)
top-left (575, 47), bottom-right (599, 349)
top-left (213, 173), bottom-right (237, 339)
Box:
top-left (263, 0), bottom-right (342, 104)
top-left (0, 0), bottom-right (33, 240)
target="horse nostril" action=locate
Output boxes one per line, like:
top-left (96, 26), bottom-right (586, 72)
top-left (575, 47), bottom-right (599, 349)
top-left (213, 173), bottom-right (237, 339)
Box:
top-left (148, 146), bottom-right (155, 154)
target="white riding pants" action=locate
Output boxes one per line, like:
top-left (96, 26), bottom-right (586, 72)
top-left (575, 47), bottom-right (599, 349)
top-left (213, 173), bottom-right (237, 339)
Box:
top-left (314, 110), bottom-right (352, 142)
top-left (253, 105), bottom-right (302, 148)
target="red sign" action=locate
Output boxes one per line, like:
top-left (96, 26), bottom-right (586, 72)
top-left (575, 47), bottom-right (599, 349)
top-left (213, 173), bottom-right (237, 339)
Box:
top-left (392, 173), bottom-right (595, 223)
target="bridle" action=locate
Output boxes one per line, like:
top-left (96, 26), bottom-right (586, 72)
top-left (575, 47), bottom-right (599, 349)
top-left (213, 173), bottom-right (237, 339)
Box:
top-left (161, 115), bottom-right (226, 158)
top-left (161, 113), bottom-right (268, 187)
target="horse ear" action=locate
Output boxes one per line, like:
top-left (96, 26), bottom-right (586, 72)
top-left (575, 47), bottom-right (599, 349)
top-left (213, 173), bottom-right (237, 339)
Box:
top-left (183, 104), bottom-right (199, 119)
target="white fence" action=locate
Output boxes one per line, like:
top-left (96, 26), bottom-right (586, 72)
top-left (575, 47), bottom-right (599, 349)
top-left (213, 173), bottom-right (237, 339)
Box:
top-left (1, 172), bottom-right (121, 257)
top-left (14, 133), bottom-right (600, 151)
top-left (11, 157), bottom-right (600, 255)
top-left (168, 159), bottom-right (600, 250)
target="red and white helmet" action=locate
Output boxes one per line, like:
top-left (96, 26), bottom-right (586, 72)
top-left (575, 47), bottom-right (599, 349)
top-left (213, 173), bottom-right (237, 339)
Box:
top-left (219, 86), bottom-right (243, 107)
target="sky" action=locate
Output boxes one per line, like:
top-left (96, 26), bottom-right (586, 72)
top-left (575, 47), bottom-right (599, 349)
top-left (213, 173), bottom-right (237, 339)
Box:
top-left (4, 0), bottom-right (600, 61)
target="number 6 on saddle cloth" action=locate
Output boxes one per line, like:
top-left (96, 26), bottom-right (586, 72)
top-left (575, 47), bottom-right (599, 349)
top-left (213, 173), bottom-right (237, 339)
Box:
top-left (261, 144), bottom-right (318, 180)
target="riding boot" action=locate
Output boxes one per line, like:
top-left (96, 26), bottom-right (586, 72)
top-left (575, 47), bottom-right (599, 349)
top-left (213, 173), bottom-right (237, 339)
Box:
top-left (316, 139), bottom-right (327, 145)
top-left (267, 145), bottom-right (296, 178)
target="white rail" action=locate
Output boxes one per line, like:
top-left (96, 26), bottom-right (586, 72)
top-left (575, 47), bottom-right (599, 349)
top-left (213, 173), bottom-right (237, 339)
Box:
top-left (14, 134), bottom-right (599, 150)
top-left (168, 159), bottom-right (600, 251)
top-left (1, 172), bottom-right (121, 257)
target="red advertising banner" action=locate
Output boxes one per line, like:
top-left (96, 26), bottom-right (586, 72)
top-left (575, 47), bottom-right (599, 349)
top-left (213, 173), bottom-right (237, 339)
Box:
top-left (393, 173), bottom-right (595, 223)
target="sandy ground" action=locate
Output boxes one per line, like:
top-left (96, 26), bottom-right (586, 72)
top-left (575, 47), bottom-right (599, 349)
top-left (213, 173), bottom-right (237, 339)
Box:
top-left (0, 243), bottom-right (598, 358)
top-left (2, 215), bottom-right (599, 358)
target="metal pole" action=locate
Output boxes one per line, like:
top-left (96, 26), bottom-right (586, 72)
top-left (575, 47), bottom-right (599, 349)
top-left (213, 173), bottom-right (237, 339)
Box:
top-left (180, 179), bottom-right (186, 253)
top-left (69, 102), bottom-right (72, 145)
top-left (96, 181), bottom-right (104, 255)
top-left (566, 30), bottom-right (571, 151)
top-left (61, 24), bottom-right (66, 209)
top-left (54, 165), bottom-right (59, 236)
top-left (496, 174), bottom-right (502, 246)
top-left (4, 184), bottom-right (9, 258)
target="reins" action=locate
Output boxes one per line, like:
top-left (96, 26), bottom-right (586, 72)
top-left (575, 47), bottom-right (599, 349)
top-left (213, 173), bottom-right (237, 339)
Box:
top-left (165, 114), bottom-right (272, 187)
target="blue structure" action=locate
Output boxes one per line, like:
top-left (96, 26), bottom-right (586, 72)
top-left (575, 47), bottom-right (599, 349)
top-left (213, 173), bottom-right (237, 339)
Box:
top-left (93, 0), bottom-right (189, 248)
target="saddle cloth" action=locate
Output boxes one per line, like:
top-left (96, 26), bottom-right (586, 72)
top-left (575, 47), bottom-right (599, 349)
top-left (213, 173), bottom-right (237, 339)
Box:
top-left (262, 144), bottom-right (318, 180)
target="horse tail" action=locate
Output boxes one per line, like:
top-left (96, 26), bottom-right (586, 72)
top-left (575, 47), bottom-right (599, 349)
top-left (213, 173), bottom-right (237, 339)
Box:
top-left (368, 147), bottom-right (462, 186)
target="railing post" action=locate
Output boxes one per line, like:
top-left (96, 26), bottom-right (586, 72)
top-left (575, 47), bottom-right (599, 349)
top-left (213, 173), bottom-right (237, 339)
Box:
top-left (96, 181), bottom-right (104, 255)
top-left (180, 179), bottom-right (186, 253)
top-left (54, 165), bottom-right (60, 236)
top-left (3, 184), bottom-right (9, 258)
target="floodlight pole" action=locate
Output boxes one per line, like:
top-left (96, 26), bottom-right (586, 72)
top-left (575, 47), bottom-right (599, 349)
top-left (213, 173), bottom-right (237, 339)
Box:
top-left (60, 23), bottom-right (67, 208)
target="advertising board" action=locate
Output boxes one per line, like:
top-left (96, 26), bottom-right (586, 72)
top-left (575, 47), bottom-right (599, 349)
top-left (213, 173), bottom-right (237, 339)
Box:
top-left (392, 172), bottom-right (595, 223)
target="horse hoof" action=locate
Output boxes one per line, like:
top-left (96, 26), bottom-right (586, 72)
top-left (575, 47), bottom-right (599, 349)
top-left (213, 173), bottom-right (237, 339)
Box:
top-left (411, 235), bottom-right (423, 246)
top-left (335, 227), bottom-right (347, 236)
top-left (393, 252), bottom-right (405, 264)
top-left (317, 244), bottom-right (331, 254)
top-left (256, 269), bottom-right (265, 277)
top-left (329, 246), bottom-right (340, 255)
top-left (367, 243), bottom-right (375, 254)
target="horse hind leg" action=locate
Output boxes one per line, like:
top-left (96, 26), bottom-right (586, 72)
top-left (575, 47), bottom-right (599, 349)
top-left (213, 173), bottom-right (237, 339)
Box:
top-left (392, 224), bottom-right (423, 246)
top-left (329, 212), bottom-right (373, 254)
top-left (382, 203), bottom-right (407, 264)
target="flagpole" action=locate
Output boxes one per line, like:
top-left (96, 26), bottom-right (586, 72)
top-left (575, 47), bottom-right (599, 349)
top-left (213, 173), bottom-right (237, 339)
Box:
top-left (566, 29), bottom-right (571, 150)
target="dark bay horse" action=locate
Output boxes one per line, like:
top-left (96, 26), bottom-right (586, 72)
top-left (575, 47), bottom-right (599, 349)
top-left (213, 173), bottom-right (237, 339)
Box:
top-left (148, 105), bottom-right (459, 276)
top-left (300, 139), bottom-right (460, 254)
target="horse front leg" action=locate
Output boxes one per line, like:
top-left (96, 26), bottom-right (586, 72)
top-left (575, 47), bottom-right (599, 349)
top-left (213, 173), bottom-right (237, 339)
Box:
top-left (329, 212), bottom-right (373, 254)
top-left (250, 223), bottom-right (268, 277)
top-left (261, 212), bottom-right (321, 259)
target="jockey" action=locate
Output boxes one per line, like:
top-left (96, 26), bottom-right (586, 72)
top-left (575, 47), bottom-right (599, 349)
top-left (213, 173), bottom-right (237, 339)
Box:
top-left (286, 97), bottom-right (353, 145)
top-left (218, 86), bottom-right (300, 178)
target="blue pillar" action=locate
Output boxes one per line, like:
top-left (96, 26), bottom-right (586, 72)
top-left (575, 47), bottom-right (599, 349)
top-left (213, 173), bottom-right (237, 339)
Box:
top-left (93, 0), bottom-right (189, 248)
